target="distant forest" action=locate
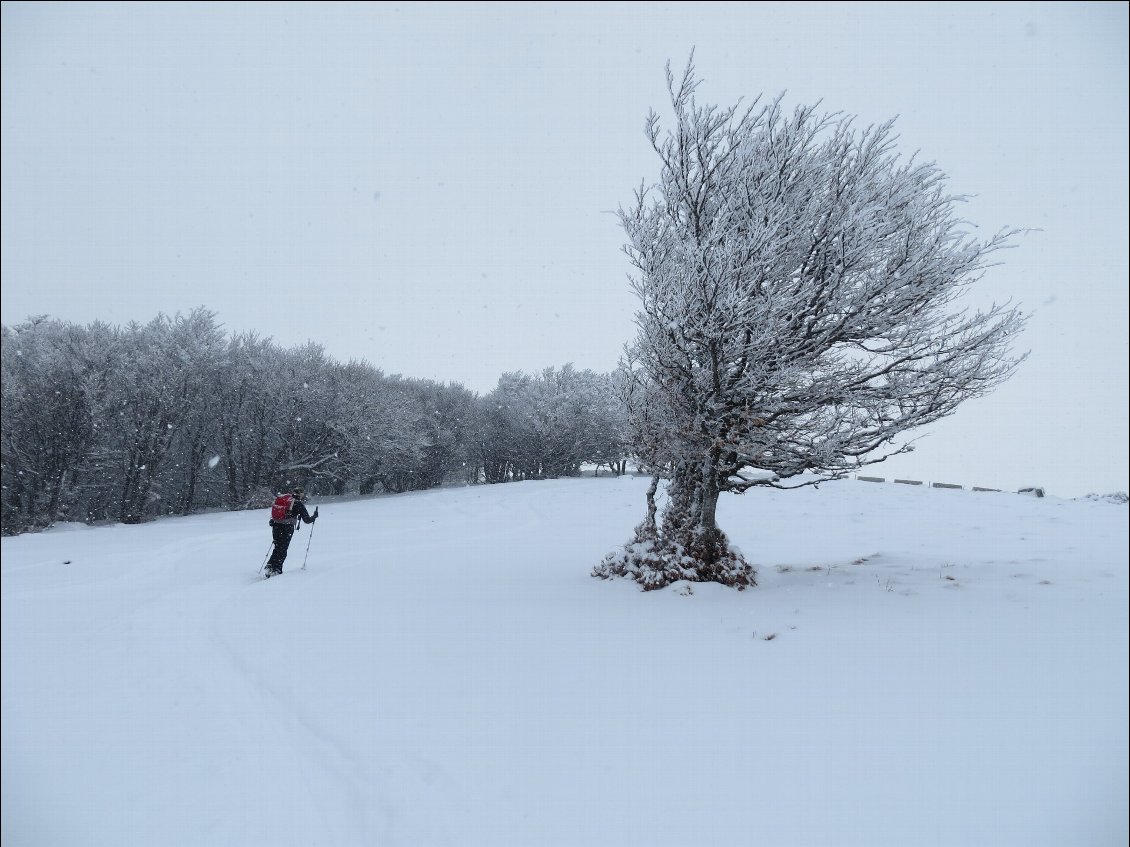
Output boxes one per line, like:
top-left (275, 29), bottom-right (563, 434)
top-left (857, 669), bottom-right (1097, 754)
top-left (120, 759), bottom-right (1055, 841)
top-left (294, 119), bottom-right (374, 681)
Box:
top-left (1, 308), bottom-right (629, 535)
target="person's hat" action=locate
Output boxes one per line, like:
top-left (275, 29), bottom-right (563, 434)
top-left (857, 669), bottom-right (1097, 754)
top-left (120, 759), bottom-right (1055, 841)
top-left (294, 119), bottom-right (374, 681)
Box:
top-left (292, 487), bottom-right (306, 500)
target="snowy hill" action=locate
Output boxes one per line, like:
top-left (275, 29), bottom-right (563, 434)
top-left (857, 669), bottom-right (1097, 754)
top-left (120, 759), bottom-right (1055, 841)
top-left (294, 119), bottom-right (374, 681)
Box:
top-left (2, 476), bottom-right (1127, 846)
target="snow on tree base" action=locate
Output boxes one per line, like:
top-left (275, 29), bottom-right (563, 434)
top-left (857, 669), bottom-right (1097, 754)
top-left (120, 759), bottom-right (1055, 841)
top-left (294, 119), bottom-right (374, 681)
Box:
top-left (593, 531), bottom-right (757, 591)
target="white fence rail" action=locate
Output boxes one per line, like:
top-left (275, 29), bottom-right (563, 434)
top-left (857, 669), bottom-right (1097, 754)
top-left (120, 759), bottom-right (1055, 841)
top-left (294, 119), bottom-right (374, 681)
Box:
top-left (854, 475), bottom-right (1044, 496)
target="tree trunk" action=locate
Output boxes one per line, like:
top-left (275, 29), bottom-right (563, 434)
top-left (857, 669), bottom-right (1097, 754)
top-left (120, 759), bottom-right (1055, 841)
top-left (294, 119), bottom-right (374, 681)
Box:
top-left (662, 459), bottom-right (729, 568)
top-left (593, 461), bottom-right (755, 590)
top-left (644, 474), bottom-right (659, 534)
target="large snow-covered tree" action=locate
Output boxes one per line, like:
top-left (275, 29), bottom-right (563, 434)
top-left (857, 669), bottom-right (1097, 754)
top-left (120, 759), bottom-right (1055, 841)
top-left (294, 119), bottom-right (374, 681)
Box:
top-left (595, 59), bottom-right (1027, 590)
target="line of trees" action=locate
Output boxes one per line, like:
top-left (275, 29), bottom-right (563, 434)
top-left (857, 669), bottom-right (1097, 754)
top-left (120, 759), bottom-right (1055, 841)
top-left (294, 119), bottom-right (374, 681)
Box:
top-left (1, 309), bottom-right (629, 535)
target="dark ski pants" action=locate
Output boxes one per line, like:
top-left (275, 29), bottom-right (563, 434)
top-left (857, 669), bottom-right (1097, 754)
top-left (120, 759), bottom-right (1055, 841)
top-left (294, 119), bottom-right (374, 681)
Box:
top-left (267, 523), bottom-right (296, 570)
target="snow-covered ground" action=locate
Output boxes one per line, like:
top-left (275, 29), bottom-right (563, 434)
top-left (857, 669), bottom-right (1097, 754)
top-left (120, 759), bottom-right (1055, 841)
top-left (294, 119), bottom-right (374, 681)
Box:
top-left (2, 475), bottom-right (1127, 846)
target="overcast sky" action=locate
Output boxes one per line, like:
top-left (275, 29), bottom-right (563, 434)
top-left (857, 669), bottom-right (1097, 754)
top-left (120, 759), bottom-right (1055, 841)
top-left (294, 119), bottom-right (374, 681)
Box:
top-left (2, 1), bottom-right (1127, 498)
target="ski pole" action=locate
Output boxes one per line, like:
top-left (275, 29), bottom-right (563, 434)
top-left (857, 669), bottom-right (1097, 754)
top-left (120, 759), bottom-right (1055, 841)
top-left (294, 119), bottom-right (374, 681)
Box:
top-left (258, 541), bottom-right (274, 576)
top-left (301, 508), bottom-right (318, 570)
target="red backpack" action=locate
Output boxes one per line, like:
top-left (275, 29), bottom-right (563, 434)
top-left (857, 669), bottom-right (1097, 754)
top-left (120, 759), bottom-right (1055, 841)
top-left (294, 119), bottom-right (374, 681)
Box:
top-left (271, 494), bottom-right (294, 522)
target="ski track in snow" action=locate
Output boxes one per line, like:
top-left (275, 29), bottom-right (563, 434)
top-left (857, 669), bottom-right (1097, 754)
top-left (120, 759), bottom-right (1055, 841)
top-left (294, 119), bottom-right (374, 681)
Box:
top-left (208, 583), bottom-right (379, 843)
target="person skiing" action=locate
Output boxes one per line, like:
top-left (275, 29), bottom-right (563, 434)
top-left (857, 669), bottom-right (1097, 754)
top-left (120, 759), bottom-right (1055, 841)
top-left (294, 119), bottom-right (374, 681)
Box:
top-left (265, 487), bottom-right (317, 577)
